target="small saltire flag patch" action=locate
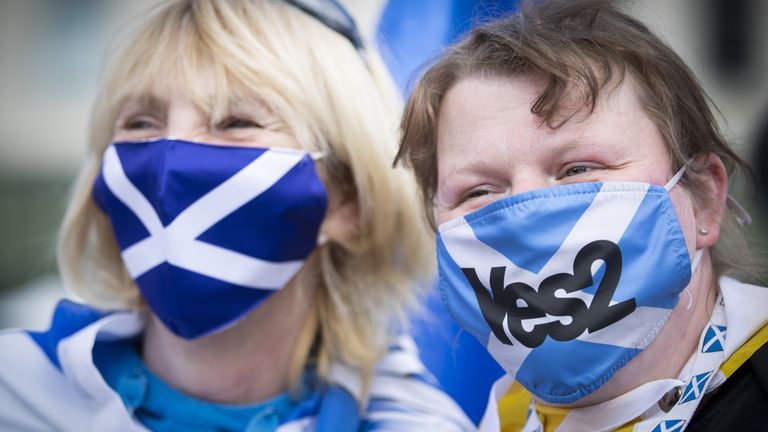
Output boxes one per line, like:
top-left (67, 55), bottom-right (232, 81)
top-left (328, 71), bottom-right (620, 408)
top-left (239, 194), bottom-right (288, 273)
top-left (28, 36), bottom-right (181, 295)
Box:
top-left (651, 419), bottom-right (686, 432)
top-left (701, 325), bottom-right (727, 353)
top-left (679, 370), bottom-right (714, 404)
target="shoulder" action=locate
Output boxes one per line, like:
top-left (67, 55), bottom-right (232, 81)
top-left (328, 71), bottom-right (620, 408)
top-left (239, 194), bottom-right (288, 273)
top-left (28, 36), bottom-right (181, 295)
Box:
top-left (687, 338), bottom-right (768, 431)
top-left (686, 278), bottom-right (768, 430)
top-left (0, 300), bottom-right (102, 429)
top-left (719, 275), bottom-right (768, 291)
top-left (24, 299), bottom-right (107, 368)
top-left (718, 275), bottom-right (768, 299)
top-left (0, 299), bottom-right (107, 376)
top-left (273, 335), bottom-right (476, 432)
top-left (359, 336), bottom-right (475, 431)
top-left (278, 335), bottom-right (474, 431)
top-left (0, 300), bottom-right (144, 431)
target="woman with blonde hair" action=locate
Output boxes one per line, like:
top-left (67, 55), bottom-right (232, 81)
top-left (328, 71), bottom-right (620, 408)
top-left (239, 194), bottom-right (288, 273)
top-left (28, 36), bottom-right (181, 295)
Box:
top-left (0, 0), bottom-right (472, 430)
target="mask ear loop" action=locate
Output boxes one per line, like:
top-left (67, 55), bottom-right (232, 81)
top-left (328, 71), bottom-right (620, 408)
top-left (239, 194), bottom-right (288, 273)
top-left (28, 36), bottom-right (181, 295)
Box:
top-left (310, 150), bottom-right (329, 246)
top-left (667, 158), bottom-right (752, 226)
top-left (666, 160), bottom-right (697, 309)
top-left (683, 249), bottom-right (704, 309)
top-left (726, 195), bottom-right (752, 226)
top-left (668, 158), bottom-right (752, 309)
top-left (663, 159), bottom-right (691, 191)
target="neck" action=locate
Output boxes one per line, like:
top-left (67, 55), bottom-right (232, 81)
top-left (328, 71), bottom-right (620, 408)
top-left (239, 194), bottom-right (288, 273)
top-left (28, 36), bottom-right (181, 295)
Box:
top-left (550, 252), bottom-right (719, 408)
top-left (142, 257), bottom-right (319, 404)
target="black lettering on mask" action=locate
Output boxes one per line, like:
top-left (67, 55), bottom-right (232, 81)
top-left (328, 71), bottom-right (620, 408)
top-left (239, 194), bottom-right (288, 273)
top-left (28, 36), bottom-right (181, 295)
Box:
top-left (462, 240), bottom-right (636, 348)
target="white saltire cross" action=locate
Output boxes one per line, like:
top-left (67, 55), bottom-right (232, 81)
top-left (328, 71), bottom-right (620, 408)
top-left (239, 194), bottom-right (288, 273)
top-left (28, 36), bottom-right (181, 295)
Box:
top-left (101, 145), bottom-right (306, 290)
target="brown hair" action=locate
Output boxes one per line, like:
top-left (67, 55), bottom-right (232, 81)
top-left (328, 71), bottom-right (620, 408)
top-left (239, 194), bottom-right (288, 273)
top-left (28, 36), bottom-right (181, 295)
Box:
top-left (395, 0), bottom-right (754, 277)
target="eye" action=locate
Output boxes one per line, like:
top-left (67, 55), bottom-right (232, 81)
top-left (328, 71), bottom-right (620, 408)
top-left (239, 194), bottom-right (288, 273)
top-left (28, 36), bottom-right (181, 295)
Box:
top-left (563, 165), bottom-right (591, 177)
top-left (461, 189), bottom-right (490, 203)
top-left (123, 116), bottom-right (160, 130)
top-left (217, 117), bottom-right (262, 130)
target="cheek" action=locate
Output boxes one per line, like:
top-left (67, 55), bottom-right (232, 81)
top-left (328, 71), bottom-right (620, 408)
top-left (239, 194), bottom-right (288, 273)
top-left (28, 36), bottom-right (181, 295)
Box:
top-left (435, 206), bottom-right (459, 226)
top-left (433, 189), bottom-right (460, 225)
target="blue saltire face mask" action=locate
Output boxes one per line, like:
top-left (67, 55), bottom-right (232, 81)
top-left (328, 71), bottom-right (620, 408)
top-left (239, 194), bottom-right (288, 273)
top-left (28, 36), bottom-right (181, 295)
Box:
top-left (92, 138), bottom-right (328, 339)
top-left (436, 165), bottom-right (701, 404)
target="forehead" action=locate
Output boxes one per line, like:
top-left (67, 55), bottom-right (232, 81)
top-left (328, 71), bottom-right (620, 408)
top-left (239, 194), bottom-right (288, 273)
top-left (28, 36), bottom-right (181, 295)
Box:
top-left (106, 17), bottom-right (275, 116)
top-left (112, 54), bottom-right (244, 111)
top-left (436, 72), bottom-right (661, 160)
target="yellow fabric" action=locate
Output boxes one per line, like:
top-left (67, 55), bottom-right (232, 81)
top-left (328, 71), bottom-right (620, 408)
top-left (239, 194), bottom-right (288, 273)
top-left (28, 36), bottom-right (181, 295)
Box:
top-left (533, 403), bottom-right (570, 432)
top-left (496, 324), bottom-right (768, 431)
top-left (499, 382), bottom-right (532, 432)
top-left (614, 422), bottom-right (638, 432)
top-left (720, 323), bottom-right (768, 378)
top-left (496, 383), bottom-right (574, 432)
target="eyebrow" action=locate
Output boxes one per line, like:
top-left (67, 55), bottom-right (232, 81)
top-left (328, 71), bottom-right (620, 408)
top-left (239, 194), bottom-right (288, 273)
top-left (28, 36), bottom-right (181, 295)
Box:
top-left (116, 93), bottom-right (167, 115)
top-left (542, 139), bottom-right (597, 160)
top-left (130, 94), bottom-right (166, 111)
top-left (437, 157), bottom-right (503, 193)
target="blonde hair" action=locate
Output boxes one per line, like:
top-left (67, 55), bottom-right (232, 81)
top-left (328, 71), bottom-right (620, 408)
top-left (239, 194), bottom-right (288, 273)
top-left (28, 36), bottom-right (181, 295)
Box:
top-left (58, 0), bottom-right (432, 391)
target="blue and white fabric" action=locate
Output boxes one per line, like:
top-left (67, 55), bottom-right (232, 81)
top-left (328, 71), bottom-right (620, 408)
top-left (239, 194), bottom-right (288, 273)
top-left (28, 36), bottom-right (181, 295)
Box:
top-left (477, 276), bottom-right (768, 431)
top-left (701, 324), bottom-right (726, 353)
top-left (376, 0), bottom-right (518, 96)
top-left (376, 1), bottom-right (520, 422)
top-left (0, 300), bottom-right (474, 431)
top-left (437, 171), bottom-right (694, 403)
top-left (92, 138), bottom-right (328, 339)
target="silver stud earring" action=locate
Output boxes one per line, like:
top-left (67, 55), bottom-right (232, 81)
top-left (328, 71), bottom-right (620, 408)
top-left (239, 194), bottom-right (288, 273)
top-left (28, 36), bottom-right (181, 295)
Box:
top-left (698, 227), bottom-right (709, 235)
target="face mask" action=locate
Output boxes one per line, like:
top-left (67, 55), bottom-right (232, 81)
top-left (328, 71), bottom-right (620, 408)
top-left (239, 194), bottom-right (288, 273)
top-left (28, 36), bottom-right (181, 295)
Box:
top-left (436, 166), bottom-right (698, 404)
top-left (92, 138), bottom-right (328, 339)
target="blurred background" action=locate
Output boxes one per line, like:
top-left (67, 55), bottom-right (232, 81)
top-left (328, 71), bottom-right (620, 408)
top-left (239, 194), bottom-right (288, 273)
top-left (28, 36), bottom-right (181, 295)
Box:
top-left (2, 0), bottom-right (767, 328)
top-left (1, 0), bottom-right (767, 424)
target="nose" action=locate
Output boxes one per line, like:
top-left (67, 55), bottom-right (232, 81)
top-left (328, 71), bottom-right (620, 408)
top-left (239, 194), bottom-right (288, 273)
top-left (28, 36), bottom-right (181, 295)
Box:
top-left (509, 172), bottom-right (552, 196)
top-left (165, 104), bottom-right (209, 142)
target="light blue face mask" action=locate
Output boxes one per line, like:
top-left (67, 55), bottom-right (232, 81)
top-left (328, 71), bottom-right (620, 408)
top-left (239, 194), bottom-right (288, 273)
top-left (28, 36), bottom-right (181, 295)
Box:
top-left (436, 165), bottom-right (699, 404)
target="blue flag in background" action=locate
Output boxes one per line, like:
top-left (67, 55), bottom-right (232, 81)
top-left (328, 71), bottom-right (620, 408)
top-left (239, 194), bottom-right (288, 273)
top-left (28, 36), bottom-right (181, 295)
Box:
top-left (376, 0), bottom-right (518, 424)
top-left (377, 0), bottom-right (519, 96)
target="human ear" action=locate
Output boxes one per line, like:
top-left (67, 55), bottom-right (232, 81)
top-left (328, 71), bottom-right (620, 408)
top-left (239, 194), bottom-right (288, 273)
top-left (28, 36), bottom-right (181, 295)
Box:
top-left (318, 195), bottom-right (360, 247)
top-left (313, 156), bottom-right (360, 248)
top-left (692, 153), bottom-right (728, 249)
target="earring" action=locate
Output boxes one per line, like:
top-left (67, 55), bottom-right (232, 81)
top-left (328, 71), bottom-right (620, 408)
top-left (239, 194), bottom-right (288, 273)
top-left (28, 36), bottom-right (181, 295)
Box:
top-left (698, 227), bottom-right (709, 235)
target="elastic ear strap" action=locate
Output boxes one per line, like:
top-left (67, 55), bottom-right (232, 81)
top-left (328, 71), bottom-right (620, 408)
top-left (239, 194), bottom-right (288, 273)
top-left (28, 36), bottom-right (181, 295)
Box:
top-left (667, 158), bottom-right (751, 226)
top-left (664, 160), bottom-right (691, 191)
top-left (683, 249), bottom-right (705, 310)
top-left (726, 194), bottom-right (752, 226)
top-left (310, 151), bottom-right (327, 161)
top-left (691, 249), bottom-right (704, 273)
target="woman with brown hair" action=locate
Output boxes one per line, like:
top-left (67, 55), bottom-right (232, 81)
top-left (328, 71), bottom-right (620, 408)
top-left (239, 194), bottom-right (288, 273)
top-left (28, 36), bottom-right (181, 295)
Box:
top-left (396, 1), bottom-right (767, 430)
